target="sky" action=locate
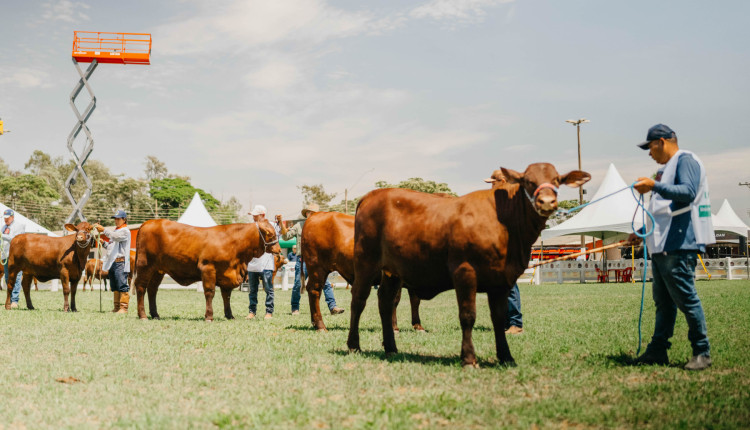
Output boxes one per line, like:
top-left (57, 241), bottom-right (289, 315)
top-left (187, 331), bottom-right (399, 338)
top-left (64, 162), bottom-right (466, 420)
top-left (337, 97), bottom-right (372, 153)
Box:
top-left (1, 0), bottom-right (749, 226)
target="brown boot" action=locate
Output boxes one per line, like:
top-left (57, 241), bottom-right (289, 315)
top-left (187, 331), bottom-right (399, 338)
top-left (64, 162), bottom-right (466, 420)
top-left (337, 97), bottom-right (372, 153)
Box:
top-left (112, 291), bottom-right (121, 313)
top-left (116, 291), bottom-right (129, 314)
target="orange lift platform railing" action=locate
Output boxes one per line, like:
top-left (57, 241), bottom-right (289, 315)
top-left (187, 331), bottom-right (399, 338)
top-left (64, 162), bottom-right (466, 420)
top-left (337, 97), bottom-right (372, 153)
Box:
top-left (66, 31), bottom-right (151, 225)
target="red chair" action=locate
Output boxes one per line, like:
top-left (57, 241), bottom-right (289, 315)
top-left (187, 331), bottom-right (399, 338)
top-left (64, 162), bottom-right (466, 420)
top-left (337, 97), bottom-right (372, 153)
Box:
top-left (595, 266), bottom-right (609, 283)
top-left (620, 267), bottom-right (633, 283)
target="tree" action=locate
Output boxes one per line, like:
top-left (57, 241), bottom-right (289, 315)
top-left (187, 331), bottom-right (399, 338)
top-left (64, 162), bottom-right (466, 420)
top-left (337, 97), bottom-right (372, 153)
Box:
top-left (149, 177), bottom-right (220, 220)
top-left (0, 175), bottom-right (61, 228)
top-left (144, 155), bottom-right (168, 181)
top-left (298, 184), bottom-right (337, 209)
top-left (375, 177), bottom-right (457, 196)
top-left (212, 196), bottom-right (246, 225)
top-left (545, 199), bottom-right (584, 228)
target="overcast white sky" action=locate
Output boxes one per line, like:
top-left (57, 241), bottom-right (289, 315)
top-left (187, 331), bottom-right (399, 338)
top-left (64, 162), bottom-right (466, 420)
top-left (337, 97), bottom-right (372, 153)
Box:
top-left (1, 0), bottom-right (749, 225)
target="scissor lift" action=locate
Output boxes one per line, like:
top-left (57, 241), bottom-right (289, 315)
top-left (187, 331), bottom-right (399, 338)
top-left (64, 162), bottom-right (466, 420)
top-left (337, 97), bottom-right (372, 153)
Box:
top-left (65, 31), bottom-right (151, 224)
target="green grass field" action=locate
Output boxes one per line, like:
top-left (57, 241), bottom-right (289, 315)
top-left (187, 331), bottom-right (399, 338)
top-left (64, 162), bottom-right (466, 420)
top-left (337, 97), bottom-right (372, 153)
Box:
top-left (0, 280), bottom-right (747, 429)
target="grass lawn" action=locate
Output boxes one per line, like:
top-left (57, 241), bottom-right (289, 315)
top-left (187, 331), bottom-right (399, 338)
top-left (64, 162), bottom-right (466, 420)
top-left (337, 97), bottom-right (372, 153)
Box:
top-left (0, 280), bottom-right (747, 429)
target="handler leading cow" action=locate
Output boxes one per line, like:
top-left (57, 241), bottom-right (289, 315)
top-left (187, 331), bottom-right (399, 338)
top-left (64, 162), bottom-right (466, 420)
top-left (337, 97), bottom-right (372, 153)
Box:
top-left (133, 218), bottom-right (280, 321)
top-left (347, 163), bottom-right (590, 367)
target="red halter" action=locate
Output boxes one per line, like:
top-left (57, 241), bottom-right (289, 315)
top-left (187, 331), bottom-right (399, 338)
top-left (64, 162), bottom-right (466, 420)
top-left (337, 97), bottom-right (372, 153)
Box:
top-left (533, 183), bottom-right (559, 197)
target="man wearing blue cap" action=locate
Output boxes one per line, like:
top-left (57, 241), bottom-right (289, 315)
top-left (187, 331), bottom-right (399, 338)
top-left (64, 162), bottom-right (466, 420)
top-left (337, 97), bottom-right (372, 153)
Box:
top-left (1, 209), bottom-right (25, 308)
top-left (628, 124), bottom-right (715, 371)
top-left (94, 210), bottom-right (131, 313)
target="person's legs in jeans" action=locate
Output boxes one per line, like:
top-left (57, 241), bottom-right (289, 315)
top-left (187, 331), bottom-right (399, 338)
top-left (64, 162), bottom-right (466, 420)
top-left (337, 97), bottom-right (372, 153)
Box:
top-left (4, 261), bottom-right (22, 304)
top-left (261, 269), bottom-right (274, 315)
top-left (648, 254), bottom-right (677, 354)
top-left (290, 261), bottom-right (302, 312)
top-left (247, 272), bottom-right (260, 315)
top-left (323, 278), bottom-right (337, 311)
top-left (663, 253), bottom-right (710, 356)
top-left (506, 283), bottom-right (523, 329)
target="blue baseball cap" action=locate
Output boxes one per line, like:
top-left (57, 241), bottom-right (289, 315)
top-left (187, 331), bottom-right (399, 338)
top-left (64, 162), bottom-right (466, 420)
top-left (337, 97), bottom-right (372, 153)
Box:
top-left (111, 210), bottom-right (127, 219)
top-left (3, 209), bottom-right (13, 219)
top-left (638, 124), bottom-right (676, 149)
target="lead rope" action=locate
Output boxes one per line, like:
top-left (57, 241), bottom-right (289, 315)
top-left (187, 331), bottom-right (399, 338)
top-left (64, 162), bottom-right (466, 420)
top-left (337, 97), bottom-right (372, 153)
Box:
top-left (558, 181), bottom-right (655, 355)
top-left (91, 228), bottom-right (104, 313)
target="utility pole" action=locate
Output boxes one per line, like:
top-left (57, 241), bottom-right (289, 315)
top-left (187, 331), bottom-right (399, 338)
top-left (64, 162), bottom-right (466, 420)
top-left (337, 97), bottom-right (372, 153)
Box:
top-left (566, 118), bottom-right (590, 253)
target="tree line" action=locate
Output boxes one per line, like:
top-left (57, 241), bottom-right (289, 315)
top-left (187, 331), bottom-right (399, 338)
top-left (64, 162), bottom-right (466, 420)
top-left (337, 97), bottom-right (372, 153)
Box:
top-left (0, 152), bottom-right (246, 230)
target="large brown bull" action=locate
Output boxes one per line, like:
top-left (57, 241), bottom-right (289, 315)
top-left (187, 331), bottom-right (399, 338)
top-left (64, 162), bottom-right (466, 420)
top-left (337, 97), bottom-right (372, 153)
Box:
top-left (300, 211), bottom-right (423, 332)
top-left (133, 219), bottom-right (281, 321)
top-left (5, 222), bottom-right (96, 311)
top-left (347, 163), bottom-right (590, 367)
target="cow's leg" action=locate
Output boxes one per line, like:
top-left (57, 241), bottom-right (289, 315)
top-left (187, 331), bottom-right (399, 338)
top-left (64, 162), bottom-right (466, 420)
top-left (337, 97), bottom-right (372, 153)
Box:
top-left (4, 270), bottom-right (15, 310)
top-left (408, 288), bottom-right (425, 332)
top-left (147, 273), bottom-right (164, 320)
top-left (454, 263), bottom-right (479, 367)
top-left (378, 274), bottom-right (401, 356)
top-left (202, 270), bottom-right (217, 322)
top-left (487, 287), bottom-right (515, 366)
top-left (220, 287), bottom-right (234, 320)
top-left (134, 269), bottom-right (150, 320)
top-left (60, 271), bottom-right (71, 312)
top-left (306, 270), bottom-right (328, 332)
top-left (347, 274), bottom-right (376, 353)
top-left (70, 280), bottom-right (80, 312)
top-left (21, 274), bottom-right (34, 310)
top-left (391, 284), bottom-right (402, 332)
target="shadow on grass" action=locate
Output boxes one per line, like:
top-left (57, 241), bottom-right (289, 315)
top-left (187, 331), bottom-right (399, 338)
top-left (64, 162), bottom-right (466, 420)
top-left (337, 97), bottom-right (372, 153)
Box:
top-left (284, 323), bottom-right (379, 332)
top-left (331, 349), bottom-right (510, 368)
top-left (604, 352), bottom-right (686, 369)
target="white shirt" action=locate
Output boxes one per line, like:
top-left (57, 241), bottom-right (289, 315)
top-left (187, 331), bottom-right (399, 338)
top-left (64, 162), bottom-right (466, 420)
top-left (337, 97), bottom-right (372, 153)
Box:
top-left (102, 225), bottom-right (131, 272)
top-left (246, 220), bottom-right (279, 272)
top-left (1, 219), bottom-right (25, 258)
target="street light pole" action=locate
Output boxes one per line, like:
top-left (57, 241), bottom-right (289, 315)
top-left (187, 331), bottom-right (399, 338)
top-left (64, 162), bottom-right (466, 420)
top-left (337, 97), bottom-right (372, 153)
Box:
top-left (566, 118), bottom-right (590, 254)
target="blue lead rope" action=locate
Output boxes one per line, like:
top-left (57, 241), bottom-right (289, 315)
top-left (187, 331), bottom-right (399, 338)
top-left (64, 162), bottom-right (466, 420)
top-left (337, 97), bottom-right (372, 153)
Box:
top-left (559, 181), bottom-right (656, 355)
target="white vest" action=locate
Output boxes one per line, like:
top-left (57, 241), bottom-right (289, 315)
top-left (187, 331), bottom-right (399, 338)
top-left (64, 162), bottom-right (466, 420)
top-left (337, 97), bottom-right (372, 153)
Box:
top-left (646, 150), bottom-right (715, 253)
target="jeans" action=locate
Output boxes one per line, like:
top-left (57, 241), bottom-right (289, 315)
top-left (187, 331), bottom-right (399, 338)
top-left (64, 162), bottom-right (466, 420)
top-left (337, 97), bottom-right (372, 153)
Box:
top-left (3, 262), bottom-right (22, 304)
top-left (248, 270), bottom-right (274, 315)
top-left (291, 261), bottom-right (337, 312)
top-left (506, 283), bottom-right (523, 329)
top-left (107, 261), bottom-right (130, 293)
top-left (648, 251), bottom-right (710, 356)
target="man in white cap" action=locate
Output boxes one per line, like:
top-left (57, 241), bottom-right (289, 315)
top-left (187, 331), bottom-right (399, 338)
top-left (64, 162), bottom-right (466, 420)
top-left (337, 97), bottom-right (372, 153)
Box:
top-left (94, 210), bottom-right (131, 313)
top-left (280, 204), bottom-right (344, 316)
top-left (2, 209), bottom-right (25, 308)
top-left (246, 205), bottom-right (280, 320)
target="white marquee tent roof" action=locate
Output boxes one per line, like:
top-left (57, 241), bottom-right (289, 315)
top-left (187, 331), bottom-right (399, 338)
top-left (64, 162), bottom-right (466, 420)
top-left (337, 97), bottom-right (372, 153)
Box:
top-left (712, 199), bottom-right (749, 237)
top-left (0, 202), bottom-right (59, 236)
top-left (177, 193), bottom-right (217, 227)
top-left (541, 164), bottom-right (645, 242)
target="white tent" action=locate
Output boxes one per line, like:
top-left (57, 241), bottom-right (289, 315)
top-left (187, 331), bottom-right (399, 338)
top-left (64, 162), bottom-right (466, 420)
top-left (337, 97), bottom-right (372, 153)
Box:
top-left (177, 193), bottom-right (217, 227)
top-left (0, 202), bottom-right (59, 236)
top-left (712, 199), bottom-right (749, 237)
top-left (541, 163), bottom-right (645, 242)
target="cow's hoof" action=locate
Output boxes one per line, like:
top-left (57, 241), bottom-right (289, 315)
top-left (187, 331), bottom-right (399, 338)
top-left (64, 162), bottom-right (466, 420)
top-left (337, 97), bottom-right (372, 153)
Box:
top-left (316, 328), bottom-right (327, 333)
top-left (348, 348), bottom-right (361, 354)
top-left (27, 306), bottom-right (35, 311)
top-left (393, 328), bottom-right (400, 334)
top-left (139, 317), bottom-right (148, 321)
top-left (462, 362), bottom-right (480, 369)
top-left (385, 351), bottom-right (398, 359)
top-left (205, 319), bottom-right (213, 323)
top-left (225, 315), bottom-right (235, 320)
top-left (413, 324), bottom-right (425, 332)
top-left (498, 360), bottom-right (517, 368)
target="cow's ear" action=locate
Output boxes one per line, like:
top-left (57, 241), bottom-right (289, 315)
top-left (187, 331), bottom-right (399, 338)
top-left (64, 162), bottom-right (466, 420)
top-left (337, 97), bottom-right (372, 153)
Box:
top-left (559, 170), bottom-right (591, 188)
top-left (64, 223), bottom-right (77, 232)
top-left (500, 167), bottom-right (523, 184)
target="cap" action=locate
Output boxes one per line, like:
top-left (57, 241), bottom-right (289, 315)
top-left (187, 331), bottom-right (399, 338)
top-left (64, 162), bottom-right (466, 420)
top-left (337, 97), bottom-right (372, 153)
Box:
top-left (301, 203), bottom-right (320, 218)
top-left (111, 210), bottom-right (127, 219)
top-left (638, 124), bottom-right (676, 149)
top-left (248, 205), bottom-right (267, 216)
top-left (3, 209), bottom-right (14, 219)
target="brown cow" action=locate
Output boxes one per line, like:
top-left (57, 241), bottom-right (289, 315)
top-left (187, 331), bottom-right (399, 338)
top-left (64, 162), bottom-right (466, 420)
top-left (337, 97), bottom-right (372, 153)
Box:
top-left (83, 258), bottom-right (108, 291)
top-left (272, 253), bottom-right (288, 284)
top-left (134, 219), bottom-right (281, 321)
top-left (5, 222), bottom-right (96, 311)
top-left (347, 163), bottom-right (590, 367)
top-left (301, 211), bottom-right (423, 332)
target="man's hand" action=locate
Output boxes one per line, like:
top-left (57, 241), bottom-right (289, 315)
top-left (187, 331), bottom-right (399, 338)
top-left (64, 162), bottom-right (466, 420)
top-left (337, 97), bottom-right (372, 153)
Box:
top-left (93, 223), bottom-right (105, 233)
top-left (627, 233), bottom-right (642, 246)
top-left (275, 214), bottom-right (282, 223)
top-left (633, 177), bottom-right (655, 194)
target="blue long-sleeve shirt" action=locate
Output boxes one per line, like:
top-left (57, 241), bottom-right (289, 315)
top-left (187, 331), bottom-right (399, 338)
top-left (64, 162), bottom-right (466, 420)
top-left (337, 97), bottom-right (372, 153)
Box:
top-left (652, 153), bottom-right (705, 252)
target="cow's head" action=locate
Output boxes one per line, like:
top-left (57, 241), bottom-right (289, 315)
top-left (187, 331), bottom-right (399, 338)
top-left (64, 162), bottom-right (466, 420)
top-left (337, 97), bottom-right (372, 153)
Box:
top-left (257, 219), bottom-right (282, 255)
top-left (64, 222), bottom-right (95, 247)
top-left (499, 163), bottom-right (591, 217)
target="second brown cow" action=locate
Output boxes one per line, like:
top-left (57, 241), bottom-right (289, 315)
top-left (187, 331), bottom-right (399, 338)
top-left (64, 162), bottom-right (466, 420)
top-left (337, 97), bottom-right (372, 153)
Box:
top-left (133, 219), bottom-right (281, 321)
